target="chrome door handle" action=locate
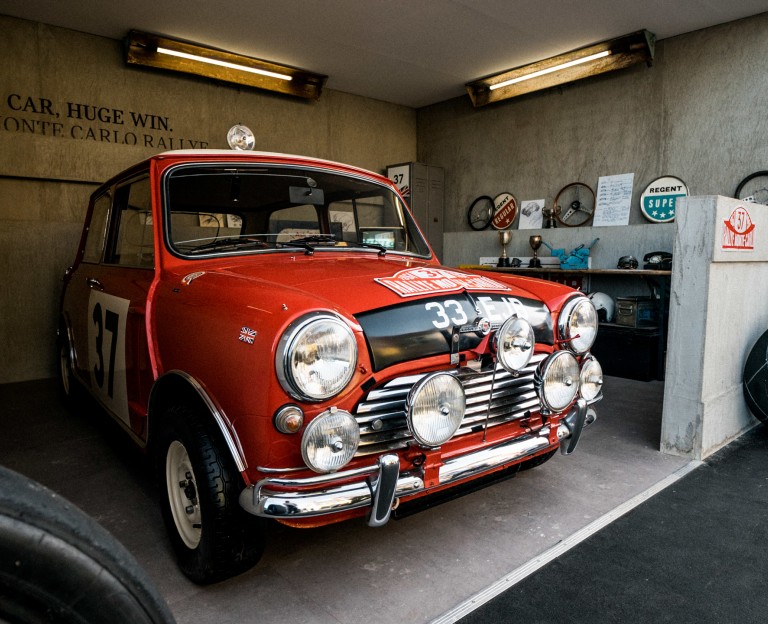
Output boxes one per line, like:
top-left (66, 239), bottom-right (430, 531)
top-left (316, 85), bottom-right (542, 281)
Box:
top-left (86, 277), bottom-right (104, 291)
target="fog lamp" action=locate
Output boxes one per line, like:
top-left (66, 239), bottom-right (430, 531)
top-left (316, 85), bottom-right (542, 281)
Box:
top-left (579, 355), bottom-right (604, 401)
top-left (301, 408), bottom-right (359, 473)
top-left (536, 351), bottom-right (580, 412)
top-left (495, 316), bottom-right (534, 373)
top-left (407, 373), bottom-right (465, 447)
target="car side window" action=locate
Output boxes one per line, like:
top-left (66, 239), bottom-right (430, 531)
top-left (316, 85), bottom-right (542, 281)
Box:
top-left (82, 192), bottom-right (111, 264)
top-left (109, 176), bottom-right (154, 268)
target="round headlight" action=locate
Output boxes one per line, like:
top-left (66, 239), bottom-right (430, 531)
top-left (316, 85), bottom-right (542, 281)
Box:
top-left (301, 408), bottom-right (359, 473)
top-left (407, 373), bottom-right (465, 447)
top-left (277, 314), bottom-right (357, 401)
top-left (495, 316), bottom-right (535, 373)
top-left (536, 351), bottom-right (580, 413)
top-left (579, 355), bottom-right (604, 401)
top-left (558, 296), bottom-right (598, 354)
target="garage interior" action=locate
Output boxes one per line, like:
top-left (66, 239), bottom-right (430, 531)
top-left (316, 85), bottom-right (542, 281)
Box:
top-left (2, 2), bottom-right (768, 622)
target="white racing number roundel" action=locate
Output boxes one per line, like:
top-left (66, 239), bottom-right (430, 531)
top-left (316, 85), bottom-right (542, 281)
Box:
top-left (87, 290), bottom-right (130, 425)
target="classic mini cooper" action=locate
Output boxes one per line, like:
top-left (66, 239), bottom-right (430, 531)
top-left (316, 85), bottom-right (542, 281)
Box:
top-left (58, 145), bottom-right (603, 583)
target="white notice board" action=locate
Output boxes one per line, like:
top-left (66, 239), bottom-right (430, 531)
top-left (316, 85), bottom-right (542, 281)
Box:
top-left (593, 173), bottom-right (634, 227)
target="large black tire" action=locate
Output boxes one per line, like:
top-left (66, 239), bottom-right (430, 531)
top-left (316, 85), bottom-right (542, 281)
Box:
top-left (154, 405), bottom-right (265, 584)
top-left (743, 328), bottom-right (768, 423)
top-left (0, 465), bottom-right (175, 624)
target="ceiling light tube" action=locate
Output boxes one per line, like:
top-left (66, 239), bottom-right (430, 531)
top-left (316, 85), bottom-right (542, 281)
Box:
top-left (467, 29), bottom-right (655, 107)
top-left (125, 30), bottom-right (326, 100)
top-left (489, 50), bottom-right (611, 90)
top-left (156, 47), bottom-right (293, 82)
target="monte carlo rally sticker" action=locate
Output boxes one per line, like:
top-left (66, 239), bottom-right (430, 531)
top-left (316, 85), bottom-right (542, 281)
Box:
top-left (375, 267), bottom-right (510, 298)
top-left (640, 176), bottom-right (689, 223)
top-left (722, 205), bottom-right (755, 251)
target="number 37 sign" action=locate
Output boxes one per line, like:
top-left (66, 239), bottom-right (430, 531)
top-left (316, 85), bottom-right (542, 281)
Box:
top-left (87, 290), bottom-right (130, 425)
top-left (722, 205), bottom-right (755, 251)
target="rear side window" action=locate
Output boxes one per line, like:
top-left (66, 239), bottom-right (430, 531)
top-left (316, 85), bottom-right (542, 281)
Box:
top-left (82, 175), bottom-right (154, 268)
top-left (110, 176), bottom-right (154, 268)
top-left (82, 193), bottom-right (111, 263)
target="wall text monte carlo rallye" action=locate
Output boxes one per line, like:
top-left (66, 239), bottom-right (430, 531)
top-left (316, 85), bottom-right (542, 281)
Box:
top-left (58, 144), bottom-right (603, 583)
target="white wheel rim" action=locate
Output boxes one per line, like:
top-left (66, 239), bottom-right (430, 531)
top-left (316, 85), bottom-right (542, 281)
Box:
top-left (165, 440), bottom-right (202, 549)
top-left (59, 343), bottom-right (71, 396)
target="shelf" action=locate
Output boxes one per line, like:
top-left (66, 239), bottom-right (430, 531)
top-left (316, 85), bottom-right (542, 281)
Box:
top-left (456, 264), bottom-right (670, 381)
top-left (457, 265), bottom-right (671, 277)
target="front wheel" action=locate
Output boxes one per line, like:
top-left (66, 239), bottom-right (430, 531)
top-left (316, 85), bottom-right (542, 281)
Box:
top-left (155, 405), bottom-right (264, 584)
top-left (57, 326), bottom-right (78, 405)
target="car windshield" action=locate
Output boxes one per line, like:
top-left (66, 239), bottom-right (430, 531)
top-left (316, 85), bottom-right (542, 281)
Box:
top-left (163, 163), bottom-right (431, 258)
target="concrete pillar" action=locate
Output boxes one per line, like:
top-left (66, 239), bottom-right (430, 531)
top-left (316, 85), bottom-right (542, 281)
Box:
top-left (661, 196), bottom-right (768, 459)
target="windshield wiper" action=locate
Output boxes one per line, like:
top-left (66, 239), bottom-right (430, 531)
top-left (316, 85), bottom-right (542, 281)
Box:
top-left (276, 235), bottom-right (338, 255)
top-left (350, 242), bottom-right (388, 256)
top-left (177, 236), bottom-right (270, 254)
top-left (287, 235), bottom-right (338, 245)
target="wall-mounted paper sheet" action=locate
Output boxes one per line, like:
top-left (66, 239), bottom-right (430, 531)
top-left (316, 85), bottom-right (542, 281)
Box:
top-left (593, 173), bottom-right (634, 227)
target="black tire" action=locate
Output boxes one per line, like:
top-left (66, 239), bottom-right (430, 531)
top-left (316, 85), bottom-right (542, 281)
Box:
top-left (154, 405), bottom-right (264, 584)
top-left (0, 465), bottom-right (175, 624)
top-left (743, 328), bottom-right (768, 424)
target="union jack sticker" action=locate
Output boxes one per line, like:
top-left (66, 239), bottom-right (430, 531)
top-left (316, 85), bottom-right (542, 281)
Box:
top-left (239, 327), bottom-right (257, 344)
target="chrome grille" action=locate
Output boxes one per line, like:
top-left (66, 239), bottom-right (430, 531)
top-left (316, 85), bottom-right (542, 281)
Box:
top-left (354, 353), bottom-right (546, 457)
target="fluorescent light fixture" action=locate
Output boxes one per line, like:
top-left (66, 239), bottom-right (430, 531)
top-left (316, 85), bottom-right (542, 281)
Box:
top-left (467, 30), bottom-right (655, 107)
top-left (156, 47), bottom-right (293, 82)
top-left (489, 50), bottom-right (611, 90)
top-left (126, 31), bottom-right (326, 100)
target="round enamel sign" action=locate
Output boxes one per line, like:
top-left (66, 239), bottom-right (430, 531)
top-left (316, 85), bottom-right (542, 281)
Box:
top-left (491, 192), bottom-right (518, 230)
top-left (640, 176), bottom-right (688, 223)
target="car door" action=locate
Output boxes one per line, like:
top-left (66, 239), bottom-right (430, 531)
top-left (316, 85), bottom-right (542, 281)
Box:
top-left (66, 173), bottom-right (156, 442)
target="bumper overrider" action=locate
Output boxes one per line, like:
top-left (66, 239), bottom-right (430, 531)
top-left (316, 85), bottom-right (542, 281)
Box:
top-left (239, 398), bottom-right (598, 527)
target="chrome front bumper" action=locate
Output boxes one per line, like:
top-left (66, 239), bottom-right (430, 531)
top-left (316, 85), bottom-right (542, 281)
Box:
top-left (239, 399), bottom-right (596, 527)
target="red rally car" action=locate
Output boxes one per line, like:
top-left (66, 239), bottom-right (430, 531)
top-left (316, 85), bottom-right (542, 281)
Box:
top-left (58, 147), bottom-right (603, 583)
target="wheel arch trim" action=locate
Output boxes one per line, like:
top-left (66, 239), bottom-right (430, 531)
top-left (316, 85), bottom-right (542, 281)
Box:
top-left (149, 370), bottom-right (248, 473)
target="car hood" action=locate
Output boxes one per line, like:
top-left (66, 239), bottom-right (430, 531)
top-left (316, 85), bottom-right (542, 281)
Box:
top-left (210, 254), bottom-right (555, 313)
top-left (199, 254), bottom-right (566, 372)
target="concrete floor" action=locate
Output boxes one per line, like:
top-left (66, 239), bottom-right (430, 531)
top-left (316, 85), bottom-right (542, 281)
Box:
top-left (0, 376), bottom-right (691, 624)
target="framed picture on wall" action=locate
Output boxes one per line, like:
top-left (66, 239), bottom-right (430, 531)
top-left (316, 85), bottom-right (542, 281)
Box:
top-left (518, 199), bottom-right (545, 229)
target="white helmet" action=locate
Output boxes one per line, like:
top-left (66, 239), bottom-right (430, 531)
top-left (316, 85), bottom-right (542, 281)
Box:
top-left (589, 292), bottom-right (614, 323)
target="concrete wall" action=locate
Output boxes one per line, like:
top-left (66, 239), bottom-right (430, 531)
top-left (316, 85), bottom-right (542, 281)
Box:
top-left (3, 12), bottom-right (768, 385)
top-left (417, 13), bottom-right (768, 264)
top-left (661, 196), bottom-right (768, 459)
top-left (416, 13), bottom-right (768, 458)
top-left (0, 15), bottom-right (417, 383)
